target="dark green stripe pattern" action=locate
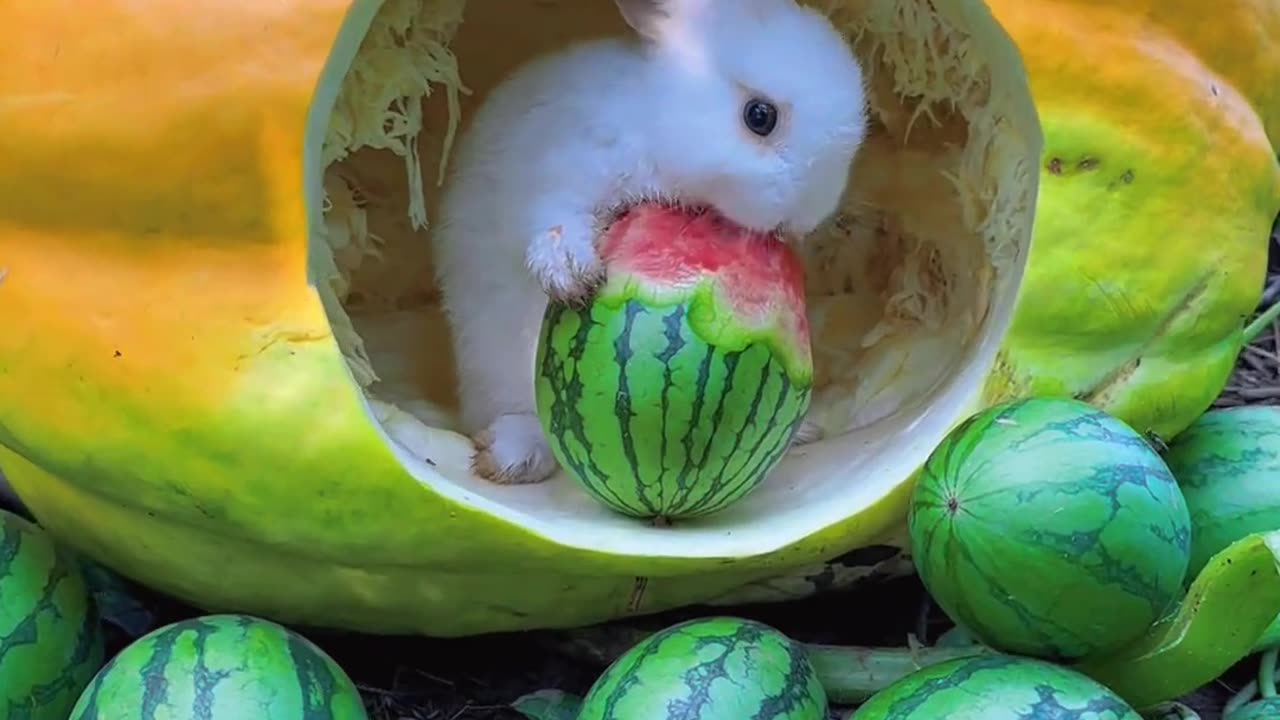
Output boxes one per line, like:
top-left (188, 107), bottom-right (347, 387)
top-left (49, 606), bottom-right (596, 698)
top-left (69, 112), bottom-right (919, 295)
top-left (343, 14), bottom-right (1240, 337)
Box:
top-left (850, 655), bottom-right (1141, 719)
top-left (577, 617), bottom-right (826, 719)
top-left (69, 614), bottom-right (366, 719)
top-left (0, 510), bottom-right (105, 720)
top-left (1161, 406), bottom-right (1280, 578)
top-left (907, 397), bottom-right (1191, 661)
top-left (536, 299), bottom-right (810, 519)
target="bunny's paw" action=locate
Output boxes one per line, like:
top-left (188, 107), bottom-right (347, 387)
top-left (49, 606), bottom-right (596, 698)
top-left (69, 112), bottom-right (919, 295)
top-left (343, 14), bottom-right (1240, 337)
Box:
top-left (471, 413), bottom-right (560, 485)
top-left (528, 223), bottom-right (605, 305)
top-left (790, 417), bottom-right (825, 448)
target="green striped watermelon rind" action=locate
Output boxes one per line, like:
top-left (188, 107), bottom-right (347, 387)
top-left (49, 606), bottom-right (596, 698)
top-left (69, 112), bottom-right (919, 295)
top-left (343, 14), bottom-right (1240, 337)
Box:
top-left (907, 397), bottom-right (1192, 661)
top-left (535, 204), bottom-right (816, 519)
top-left (1161, 405), bottom-right (1280, 579)
top-left (850, 654), bottom-right (1142, 719)
top-left (593, 204), bottom-right (814, 385)
top-left (576, 616), bottom-right (827, 720)
top-left (69, 613), bottom-right (367, 719)
top-left (594, 272), bottom-right (813, 387)
top-left (0, 509), bottom-right (105, 720)
top-left (536, 296), bottom-right (811, 519)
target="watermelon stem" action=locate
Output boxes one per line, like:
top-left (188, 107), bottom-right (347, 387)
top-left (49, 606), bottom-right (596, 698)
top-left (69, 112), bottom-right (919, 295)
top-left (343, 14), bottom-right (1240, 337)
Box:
top-left (803, 643), bottom-right (995, 703)
top-left (1252, 612), bottom-right (1280, 654)
top-left (543, 624), bottom-right (998, 705)
top-left (1243, 299), bottom-right (1280, 343)
top-left (1221, 648), bottom-right (1279, 719)
top-left (1260, 647), bottom-right (1278, 698)
top-left (1225, 680), bottom-right (1258, 718)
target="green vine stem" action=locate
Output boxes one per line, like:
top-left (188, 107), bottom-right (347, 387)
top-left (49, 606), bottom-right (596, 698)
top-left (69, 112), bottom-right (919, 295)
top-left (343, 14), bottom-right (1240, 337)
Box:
top-left (812, 532), bottom-right (1280, 708)
top-left (543, 531), bottom-right (1280, 713)
top-left (546, 625), bottom-right (994, 705)
top-left (1244, 297), bottom-right (1280, 343)
top-left (1261, 648), bottom-right (1278, 699)
top-left (804, 642), bottom-right (994, 704)
top-left (1225, 679), bottom-right (1259, 719)
top-left (1227, 647), bottom-right (1280, 718)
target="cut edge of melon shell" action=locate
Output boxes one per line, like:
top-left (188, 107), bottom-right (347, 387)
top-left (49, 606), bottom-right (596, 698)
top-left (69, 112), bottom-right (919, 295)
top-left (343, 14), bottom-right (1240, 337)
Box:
top-left (298, 0), bottom-right (1042, 559)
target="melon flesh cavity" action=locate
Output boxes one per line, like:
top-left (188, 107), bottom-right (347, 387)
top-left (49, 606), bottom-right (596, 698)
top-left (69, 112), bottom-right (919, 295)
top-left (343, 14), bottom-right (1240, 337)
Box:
top-left (308, 0), bottom-right (1039, 555)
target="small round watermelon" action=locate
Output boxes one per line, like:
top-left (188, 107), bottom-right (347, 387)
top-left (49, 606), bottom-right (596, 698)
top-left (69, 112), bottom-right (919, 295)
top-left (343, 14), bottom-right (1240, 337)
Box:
top-left (577, 616), bottom-right (826, 719)
top-left (69, 614), bottom-right (367, 719)
top-left (908, 397), bottom-right (1192, 660)
top-left (0, 508), bottom-right (104, 720)
top-left (850, 654), bottom-right (1141, 719)
top-left (1162, 406), bottom-right (1280, 578)
top-left (535, 204), bottom-right (813, 521)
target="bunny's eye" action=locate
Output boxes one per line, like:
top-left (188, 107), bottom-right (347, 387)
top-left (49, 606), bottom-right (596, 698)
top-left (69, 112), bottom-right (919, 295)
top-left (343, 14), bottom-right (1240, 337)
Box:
top-left (743, 98), bottom-right (778, 137)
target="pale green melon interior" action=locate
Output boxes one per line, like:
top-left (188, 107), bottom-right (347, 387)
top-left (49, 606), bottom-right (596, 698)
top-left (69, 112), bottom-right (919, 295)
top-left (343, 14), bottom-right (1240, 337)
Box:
top-left (304, 0), bottom-right (1040, 556)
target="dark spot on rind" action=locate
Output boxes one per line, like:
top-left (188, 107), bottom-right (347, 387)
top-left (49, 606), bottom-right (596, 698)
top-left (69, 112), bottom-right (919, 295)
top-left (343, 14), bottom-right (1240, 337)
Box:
top-left (1108, 169), bottom-right (1136, 190)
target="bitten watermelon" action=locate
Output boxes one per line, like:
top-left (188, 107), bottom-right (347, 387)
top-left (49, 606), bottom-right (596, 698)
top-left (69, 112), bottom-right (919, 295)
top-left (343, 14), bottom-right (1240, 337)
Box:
top-left (576, 616), bottom-right (826, 719)
top-left (908, 397), bottom-right (1192, 660)
top-left (1162, 406), bottom-right (1280, 578)
top-left (536, 205), bottom-right (813, 520)
top-left (0, 509), bottom-right (104, 720)
top-left (850, 655), bottom-right (1141, 719)
top-left (69, 614), bottom-right (366, 719)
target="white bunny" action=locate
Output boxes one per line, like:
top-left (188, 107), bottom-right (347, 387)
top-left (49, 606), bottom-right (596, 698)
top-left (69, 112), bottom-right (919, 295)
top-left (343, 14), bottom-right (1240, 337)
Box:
top-left (431, 0), bottom-right (868, 484)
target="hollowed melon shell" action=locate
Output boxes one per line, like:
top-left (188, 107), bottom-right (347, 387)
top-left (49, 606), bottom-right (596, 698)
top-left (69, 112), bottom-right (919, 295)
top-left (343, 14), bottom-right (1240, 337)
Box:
top-left (0, 0), bottom-right (1046, 635)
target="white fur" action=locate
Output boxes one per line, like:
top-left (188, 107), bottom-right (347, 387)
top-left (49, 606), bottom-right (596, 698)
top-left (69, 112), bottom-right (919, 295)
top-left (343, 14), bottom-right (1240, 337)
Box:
top-left (431, 0), bottom-right (867, 484)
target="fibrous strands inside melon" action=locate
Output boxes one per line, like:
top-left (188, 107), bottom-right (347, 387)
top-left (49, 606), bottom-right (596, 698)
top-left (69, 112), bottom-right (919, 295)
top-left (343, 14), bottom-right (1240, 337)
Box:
top-left (307, 0), bottom-right (1039, 554)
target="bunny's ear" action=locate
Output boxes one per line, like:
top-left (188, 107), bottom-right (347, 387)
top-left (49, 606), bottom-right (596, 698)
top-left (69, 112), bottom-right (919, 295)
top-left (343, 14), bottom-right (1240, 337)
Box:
top-left (614, 0), bottom-right (674, 41)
